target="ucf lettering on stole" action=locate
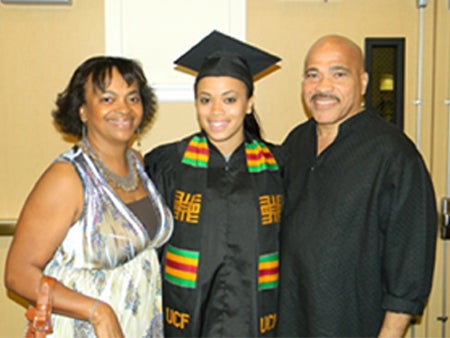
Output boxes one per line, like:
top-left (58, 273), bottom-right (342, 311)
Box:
top-left (260, 313), bottom-right (278, 334)
top-left (165, 306), bottom-right (190, 330)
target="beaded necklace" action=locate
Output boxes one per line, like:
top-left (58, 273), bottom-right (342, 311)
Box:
top-left (79, 138), bottom-right (138, 192)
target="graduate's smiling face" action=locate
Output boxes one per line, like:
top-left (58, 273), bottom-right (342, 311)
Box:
top-left (195, 76), bottom-right (254, 155)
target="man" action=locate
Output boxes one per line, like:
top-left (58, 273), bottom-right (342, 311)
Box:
top-left (277, 35), bottom-right (437, 337)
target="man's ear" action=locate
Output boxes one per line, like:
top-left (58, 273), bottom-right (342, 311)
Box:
top-left (361, 72), bottom-right (369, 96)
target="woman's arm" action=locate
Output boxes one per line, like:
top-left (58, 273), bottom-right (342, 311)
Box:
top-left (4, 161), bottom-right (123, 337)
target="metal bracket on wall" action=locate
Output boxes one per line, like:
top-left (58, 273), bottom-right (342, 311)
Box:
top-left (0, 219), bottom-right (16, 236)
top-left (416, 0), bottom-right (427, 8)
top-left (442, 198), bottom-right (450, 240)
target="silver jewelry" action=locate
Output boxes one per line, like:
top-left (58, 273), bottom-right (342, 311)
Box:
top-left (89, 299), bottom-right (100, 323)
top-left (79, 138), bottom-right (138, 192)
top-left (135, 128), bottom-right (142, 151)
top-left (82, 123), bottom-right (87, 139)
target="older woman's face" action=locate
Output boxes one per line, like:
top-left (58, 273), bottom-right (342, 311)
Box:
top-left (195, 76), bottom-right (254, 155)
top-left (79, 67), bottom-right (143, 147)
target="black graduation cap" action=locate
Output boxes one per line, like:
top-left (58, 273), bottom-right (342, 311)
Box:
top-left (174, 30), bottom-right (281, 84)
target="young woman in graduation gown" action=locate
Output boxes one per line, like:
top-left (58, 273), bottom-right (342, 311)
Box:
top-left (144, 31), bottom-right (283, 337)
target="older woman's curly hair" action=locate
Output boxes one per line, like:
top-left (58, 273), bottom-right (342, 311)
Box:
top-left (52, 56), bottom-right (157, 138)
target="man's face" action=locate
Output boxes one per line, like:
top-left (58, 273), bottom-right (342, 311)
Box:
top-left (302, 38), bottom-right (368, 129)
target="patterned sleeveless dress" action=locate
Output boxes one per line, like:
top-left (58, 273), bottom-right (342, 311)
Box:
top-left (43, 145), bottom-right (173, 337)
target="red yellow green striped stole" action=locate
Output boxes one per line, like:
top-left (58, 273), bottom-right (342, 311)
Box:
top-left (181, 135), bottom-right (209, 168)
top-left (181, 136), bottom-right (279, 172)
top-left (165, 245), bottom-right (199, 289)
top-left (258, 252), bottom-right (279, 291)
top-left (245, 140), bottom-right (279, 173)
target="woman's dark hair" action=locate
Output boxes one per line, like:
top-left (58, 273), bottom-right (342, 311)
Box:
top-left (52, 56), bottom-right (157, 138)
top-left (244, 108), bottom-right (262, 140)
top-left (193, 56), bottom-right (263, 140)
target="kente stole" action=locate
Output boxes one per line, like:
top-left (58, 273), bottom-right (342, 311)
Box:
top-left (163, 133), bottom-right (282, 336)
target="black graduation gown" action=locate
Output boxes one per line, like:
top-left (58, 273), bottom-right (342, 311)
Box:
top-left (145, 132), bottom-right (283, 337)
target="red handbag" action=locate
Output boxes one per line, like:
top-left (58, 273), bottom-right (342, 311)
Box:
top-left (25, 276), bottom-right (56, 338)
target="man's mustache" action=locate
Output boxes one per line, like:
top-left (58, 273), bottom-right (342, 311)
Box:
top-left (310, 93), bottom-right (340, 102)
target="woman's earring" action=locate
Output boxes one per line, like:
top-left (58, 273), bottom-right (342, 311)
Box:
top-left (136, 128), bottom-right (142, 151)
top-left (82, 123), bottom-right (87, 139)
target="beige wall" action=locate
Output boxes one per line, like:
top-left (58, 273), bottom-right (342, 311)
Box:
top-left (0, 1), bottom-right (106, 336)
top-left (247, 0), bottom-right (436, 156)
top-left (1, 0), bottom-right (447, 337)
top-left (0, 1), bottom-right (105, 218)
top-left (0, 0), bottom-right (437, 219)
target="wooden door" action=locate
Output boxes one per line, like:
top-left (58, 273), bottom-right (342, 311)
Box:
top-left (422, 1), bottom-right (450, 337)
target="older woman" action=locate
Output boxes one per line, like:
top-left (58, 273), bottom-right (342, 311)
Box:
top-left (5, 56), bottom-right (173, 337)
